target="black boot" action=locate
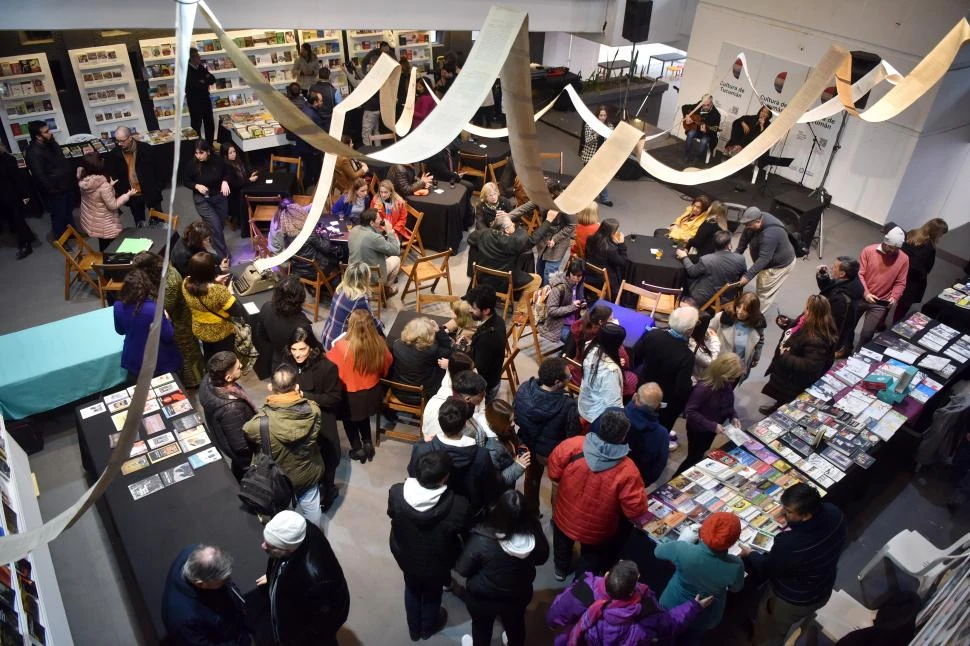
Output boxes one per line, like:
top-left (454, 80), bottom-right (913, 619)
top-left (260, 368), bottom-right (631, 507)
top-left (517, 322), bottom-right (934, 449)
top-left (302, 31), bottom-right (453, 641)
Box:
top-left (363, 443), bottom-right (375, 463)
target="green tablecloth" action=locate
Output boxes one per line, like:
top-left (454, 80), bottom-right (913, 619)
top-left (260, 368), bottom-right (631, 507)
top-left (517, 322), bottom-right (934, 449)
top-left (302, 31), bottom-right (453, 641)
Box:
top-left (0, 308), bottom-right (126, 419)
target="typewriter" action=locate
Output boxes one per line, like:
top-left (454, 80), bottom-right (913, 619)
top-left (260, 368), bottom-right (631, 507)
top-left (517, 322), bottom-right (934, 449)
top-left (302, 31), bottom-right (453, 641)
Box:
top-left (232, 263), bottom-right (279, 296)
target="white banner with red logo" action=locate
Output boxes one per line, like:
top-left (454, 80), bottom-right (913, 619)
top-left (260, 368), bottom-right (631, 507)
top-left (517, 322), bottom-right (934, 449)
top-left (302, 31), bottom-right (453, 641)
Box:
top-left (710, 42), bottom-right (764, 151)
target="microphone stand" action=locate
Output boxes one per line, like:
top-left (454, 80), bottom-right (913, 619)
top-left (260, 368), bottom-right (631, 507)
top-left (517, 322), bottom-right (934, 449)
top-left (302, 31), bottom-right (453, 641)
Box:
top-left (810, 112), bottom-right (848, 203)
top-left (620, 41), bottom-right (640, 122)
top-left (798, 122), bottom-right (821, 187)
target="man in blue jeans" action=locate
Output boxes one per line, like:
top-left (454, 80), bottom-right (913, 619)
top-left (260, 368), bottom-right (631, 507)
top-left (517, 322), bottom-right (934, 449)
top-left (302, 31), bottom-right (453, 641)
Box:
top-left (25, 120), bottom-right (76, 240)
top-left (682, 94), bottom-right (721, 164)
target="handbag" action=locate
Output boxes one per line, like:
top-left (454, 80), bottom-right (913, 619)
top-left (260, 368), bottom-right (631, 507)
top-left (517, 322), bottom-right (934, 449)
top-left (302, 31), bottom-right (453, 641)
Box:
top-left (238, 415), bottom-right (296, 517)
top-left (200, 291), bottom-right (259, 373)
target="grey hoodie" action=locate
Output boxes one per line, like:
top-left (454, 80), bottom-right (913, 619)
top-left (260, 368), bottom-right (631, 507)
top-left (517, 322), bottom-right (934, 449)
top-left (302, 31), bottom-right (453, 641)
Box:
top-left (582, 432), bottom-right (630, 473)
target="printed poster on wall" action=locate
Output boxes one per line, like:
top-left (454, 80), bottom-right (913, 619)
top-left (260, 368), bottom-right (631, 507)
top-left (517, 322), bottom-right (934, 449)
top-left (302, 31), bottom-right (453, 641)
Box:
top-left (751, 53), bottom-right (811, 183)
top-left (710, 42), bottom-right (763, 151)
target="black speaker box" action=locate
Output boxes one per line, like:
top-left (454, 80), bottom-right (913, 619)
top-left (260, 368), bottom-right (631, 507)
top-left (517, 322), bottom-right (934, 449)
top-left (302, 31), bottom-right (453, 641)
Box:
top-left (849, 50), bottom-right (882, 109)
top-left (623, 0), bottom-right (653, 43)
top-left (772, 190), bottom-right (831, 251)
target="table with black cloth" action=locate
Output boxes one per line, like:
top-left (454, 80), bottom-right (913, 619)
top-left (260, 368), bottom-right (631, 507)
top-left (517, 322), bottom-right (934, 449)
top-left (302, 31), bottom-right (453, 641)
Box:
top-left (406, 182), bottom-right (469, 252)
top-left (75, 377), bottom-right (265, 643)
top-left (102, 226), bottom-right (176, 282)
top-left (922, 279), bottom-right (970, 335)
top-left (237, 171), bottom-right (296, 238)
top-left (459, 140), bottom-right (511, 165)
top-left (386, 310), bottom-right (451, 345)
top-left (623, 234), bottom-right (686, 290)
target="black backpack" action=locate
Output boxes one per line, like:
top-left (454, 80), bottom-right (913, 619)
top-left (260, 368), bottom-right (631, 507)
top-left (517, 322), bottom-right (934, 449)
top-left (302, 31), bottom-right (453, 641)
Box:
top-left (238, 416), bottom-right (296, 516)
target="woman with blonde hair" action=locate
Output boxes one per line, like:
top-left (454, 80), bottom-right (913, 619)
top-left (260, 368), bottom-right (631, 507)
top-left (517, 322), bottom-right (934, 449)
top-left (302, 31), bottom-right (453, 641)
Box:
top-left (709, 292), bottom-right (766, 380)
top-left (327, 309), bottom-right (393, 462)
top-left (760, 294), bottom-right (838, 414)
top-left (893, 217), bottom-right (949, 322)
top-left (475, 399), bottom-right (530, 488)
top-left (372, 178), bottom-right (410, 239)
top-left (331, 177), bottom-right (371, 224)
top-left (677, 352), bottom-right (744, 474)
top-left (666, 195), bottom-right (711, 246)
top-left (444, 299), bottom-right (477, 353)
top-left (571, 202), bottom-right (601, 258)
top-left (474, 181), bottom-right (515, 231)
top-left (686, 200), bottom-right (729, 257)
top-left (388, 316), bottom-right (451, 406)
top-left (319, 262), bottom-right (384, 350)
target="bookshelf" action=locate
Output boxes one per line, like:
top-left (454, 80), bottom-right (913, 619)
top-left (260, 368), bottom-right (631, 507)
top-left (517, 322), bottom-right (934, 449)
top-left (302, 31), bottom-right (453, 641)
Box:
top-left (297, 29), bottom-right (349, 95)
top-left (345, 29), bottom-right (394, 67)
top-left (68, 43), bottom-right (148, 141)
top-left (0, 417), bottom-right (73, 645)
top-left (139, 28), bottom-right (297, 129)
top-left (391, 30), bottom-right (435, 74)
top-left (0, 53), bottom-right (69, 153)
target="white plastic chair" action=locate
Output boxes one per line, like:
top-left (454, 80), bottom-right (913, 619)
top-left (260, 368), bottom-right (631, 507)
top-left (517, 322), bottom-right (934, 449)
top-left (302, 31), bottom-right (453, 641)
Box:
top-left (857, 529), bottom-right (970, 596)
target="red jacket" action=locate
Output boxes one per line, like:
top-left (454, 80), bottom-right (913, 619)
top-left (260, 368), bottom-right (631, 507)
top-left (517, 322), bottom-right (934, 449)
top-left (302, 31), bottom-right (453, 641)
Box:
top-left (547, 435), bottom-right (650, 545)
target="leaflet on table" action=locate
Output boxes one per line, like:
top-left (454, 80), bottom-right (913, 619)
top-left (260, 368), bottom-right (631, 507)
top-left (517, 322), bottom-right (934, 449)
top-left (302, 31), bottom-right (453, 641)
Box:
top-left (78, 401), bottom-right (107, 419)
top-left (870, 410), bottom-right (908, 441)
top-left (857, 346), bottom-right (884, 361)
top-left (892, 312), bottom-right (931, 339)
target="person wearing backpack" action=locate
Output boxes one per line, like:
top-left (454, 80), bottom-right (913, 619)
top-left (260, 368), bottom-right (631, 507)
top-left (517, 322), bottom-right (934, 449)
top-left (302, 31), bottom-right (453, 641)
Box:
top-left (547, 559), bottom-right (710, 645)
top-left (243, 364), bottom-right (324, 527)
top-left (735, 207), bottom-right (796, 311)
top-left (538, 259), bottom-right (587, 343)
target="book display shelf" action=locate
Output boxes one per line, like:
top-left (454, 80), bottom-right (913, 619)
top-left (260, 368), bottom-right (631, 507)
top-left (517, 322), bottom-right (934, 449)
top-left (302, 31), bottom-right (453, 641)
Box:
top-left (0, 417), bottom-right (72, 646)
top-left (139, 28), bottom-right (297, 129)
top-left (0, 53), bottom-right (69, 154)
top-left (346, 29), bottom-right (394, 67)
top-left (392, 30), bottom-right (435, 74)
top-left (297, 29), bottom-right (349, 95)
top-left (68, 43), bottom-right (148, 141)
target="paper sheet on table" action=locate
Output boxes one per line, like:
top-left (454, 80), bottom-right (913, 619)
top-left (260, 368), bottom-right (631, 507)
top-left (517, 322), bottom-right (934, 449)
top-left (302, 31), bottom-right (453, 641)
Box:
top-left (884, 347), bottom-right (921, 365)
top-left (115, 238), bottom-right (153, 254)
top-left (242, 302), bottom-right (260, 316)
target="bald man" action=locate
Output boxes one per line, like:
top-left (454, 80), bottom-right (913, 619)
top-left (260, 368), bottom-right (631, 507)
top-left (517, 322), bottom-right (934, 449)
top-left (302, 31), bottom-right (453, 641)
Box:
top-left (623, 382), bottom-right (669, 487)
top-left (109, 126), bottom-right (163, 226)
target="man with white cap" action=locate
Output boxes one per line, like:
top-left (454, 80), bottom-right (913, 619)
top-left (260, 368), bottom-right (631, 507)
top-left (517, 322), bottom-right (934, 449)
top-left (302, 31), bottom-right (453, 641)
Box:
top-left (855, 226), bottom-right (909, 348)
top-left (734, 206), bottom-right (796, 311)
top-left (254, 510), bottom-right (350, 646)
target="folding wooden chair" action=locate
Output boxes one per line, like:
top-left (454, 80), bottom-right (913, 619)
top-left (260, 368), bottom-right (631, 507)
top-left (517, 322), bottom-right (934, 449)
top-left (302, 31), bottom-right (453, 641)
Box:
top-left (583, 261), bottom-right (611, 302)
top-left (401, 249), bottom-right (453, 310)
top-left (699, 281), bottom-right (742, 314)
top-left (53, 225), bottom-right (106, 304)
top-left (487, 158), bottom-right (508, 186)
top-left (564, 356), bottom-right (582, 396)
top-left (148, 208), bottom-right (179, 233)
top-left (245, 194), bottom-right (281, 254)
top-left (401, 205), bottom-right (426, 264)
top-left (616, 280), bottom-right (683, 322)
top-left (521, 208), bottom-right (542, 235)
top-left (471, 263), bottom-right (514, 320)
top-left (508, 300), bottom-right (543, 360)
top-left (376, 379), bottom-right (424, 445)
top-left (540, 151), bottom-right (564, 174)
top-left (457, 150), bottom-right (488, 194)
top-left (291, 194), bottom-right (313, 207)
top-left (269, 154), bottom-right (304, 192)
top-left (501, 342), bottom-right (521, 395)
top-left (291, 255), bottom-right (340, 321)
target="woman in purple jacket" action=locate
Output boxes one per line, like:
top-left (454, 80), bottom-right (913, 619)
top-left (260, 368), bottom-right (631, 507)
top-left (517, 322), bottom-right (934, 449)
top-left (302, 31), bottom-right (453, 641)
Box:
top-left (676, 352), bottom-right (744, 475)
top-left (547, 559), bottom-right (709, 645)
top-left (113, 266), bottom-right (183, 380)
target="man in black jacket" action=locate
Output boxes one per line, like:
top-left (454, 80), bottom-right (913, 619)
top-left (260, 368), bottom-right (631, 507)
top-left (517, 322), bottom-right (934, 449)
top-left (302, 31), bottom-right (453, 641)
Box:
top-left (816, 256), bottom-right (863, 356)
top-left (742, 484), bottom-right (847, 646)
top-left (309, 67), bottom-right (341, 131)
top-left (676, 229), bottom-right (746, 309)
top-left (682, 94), bottom-right (721, 163)
top-left (197, 352), bottom-right (256, 482)
top-left (254, 510), bottom-right (350, 646)
top-left (186, 48), bottom-right (216, 144)
top-left (25, 120), bottom-right (76, 240)
top-left (464, 286), bottom-right (506, 401)
top-left (108, 126), bottom-right (163, 227)
top-left (514, 357), bottom-right (580, 516)
top-left (161, 544), bottom-right (249, 646)
top-left (408, 397), bottom-right (501, 515)
top-left (632, 306), bottom-right (699, 430)
top-left (468, 210), bottom-right (557, 324)
top-left (388, 451), bottom-right (470, 640)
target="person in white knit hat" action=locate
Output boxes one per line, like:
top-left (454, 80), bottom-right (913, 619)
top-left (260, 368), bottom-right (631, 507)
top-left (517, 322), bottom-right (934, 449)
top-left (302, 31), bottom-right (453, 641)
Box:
top-left (855, 226), bottom-right (909, 349)
top-left (253, 510), bottom-right (350, 646)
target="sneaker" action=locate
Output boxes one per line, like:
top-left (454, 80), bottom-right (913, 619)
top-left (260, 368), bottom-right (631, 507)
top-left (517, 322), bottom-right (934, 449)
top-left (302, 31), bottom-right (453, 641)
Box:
top-left (600, 199), bottom-right (614, 207)
top-left (554, 568), bottom-right (567, 582)
top-left (668, 430), bottom-right (678, 441)
top-left (669, 441), bottom-right (679, 452)
top-left (135, 220), bottom-right (146, 228)
top-left (461, 636), bottom-right (473, 646)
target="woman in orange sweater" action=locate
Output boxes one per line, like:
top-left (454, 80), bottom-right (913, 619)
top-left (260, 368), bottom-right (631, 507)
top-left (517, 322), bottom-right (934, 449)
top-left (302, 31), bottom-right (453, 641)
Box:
top-left (371, 179), bottom-right (410, 240)
top-left (326, 309), bottom-right (393, 463)
top-left (571, 202), bottom-right (600, 258)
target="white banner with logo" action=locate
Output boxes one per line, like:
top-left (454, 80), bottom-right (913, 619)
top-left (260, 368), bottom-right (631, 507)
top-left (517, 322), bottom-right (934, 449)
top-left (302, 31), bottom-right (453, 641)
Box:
top-left (711, 43), bottom-right (764, 151)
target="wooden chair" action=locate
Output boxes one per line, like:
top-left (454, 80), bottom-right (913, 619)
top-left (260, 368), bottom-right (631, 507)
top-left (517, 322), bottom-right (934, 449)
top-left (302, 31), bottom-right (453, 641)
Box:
top-left (487, 158), bottom-right (508, 186)
top-left (401, 249), bottom-right (453, 310)
top-left (501, 343), bottom-right (521, 394)
top-left (340, 262), bottom-right (386, 316)
top-left (508, 300), bottom-right (543, 360)
top-left (245, 194), bottom-right (281, 249)
top-left (540, 151), bottom-right (564, 174)
top-left (583, 262), bottom-right (611, 302)
top-left (370, 132), bottom-right (397, 146)
top-left (291, 194), bottom-right (313, 207)
top-left (699, 281), bottom-right (742, 314)
top-left (457, 151), bottom-right (488, 194)
top-left (401, 205), bottom-right (426, 265)
top-left (376, 380), bottom-right (424, 445)
top-left (269, 154), bottom-right (304, 192)
top-left (471, 263), bottom-right (514, 320)
top-left (616, 280), bottom-right (683, 321)
top-left (367, 173), bottom-right (379, 195)
top-left (148, 208), bottom-right (179, 233)
top-left (53, 225), bottom-right (106, 304)
top-left (521, 208), bottom-right (542, 235)
top-left (564, 357), bottom-right (582, 396)
top-left (291, 255), bottom-right (340, 321)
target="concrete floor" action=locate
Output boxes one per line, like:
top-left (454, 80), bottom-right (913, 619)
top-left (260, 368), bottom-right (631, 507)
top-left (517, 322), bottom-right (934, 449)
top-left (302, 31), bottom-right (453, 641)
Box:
top-left (4, 119), bottom-right (970, 645)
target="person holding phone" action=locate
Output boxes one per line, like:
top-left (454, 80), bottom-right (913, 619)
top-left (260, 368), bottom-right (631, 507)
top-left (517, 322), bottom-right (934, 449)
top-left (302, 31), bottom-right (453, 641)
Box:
top-left (855, 227), bottom-right (909, 349)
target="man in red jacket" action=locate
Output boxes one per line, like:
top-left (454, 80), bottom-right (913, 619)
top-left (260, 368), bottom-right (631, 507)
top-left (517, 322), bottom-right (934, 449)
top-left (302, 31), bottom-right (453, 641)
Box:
top-left (548, 408), bottom-right (652, 581)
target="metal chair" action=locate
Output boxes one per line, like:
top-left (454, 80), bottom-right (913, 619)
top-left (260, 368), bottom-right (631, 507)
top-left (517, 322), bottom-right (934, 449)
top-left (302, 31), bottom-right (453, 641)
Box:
top-left (471, 263), bottom-right (514, 320)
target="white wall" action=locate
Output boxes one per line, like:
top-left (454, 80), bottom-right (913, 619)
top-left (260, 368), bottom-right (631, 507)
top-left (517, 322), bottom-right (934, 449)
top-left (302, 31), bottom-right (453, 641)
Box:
top-left (678, 0), bottom-right (970, 225)
top-left (542, 33), bottom-right (604, 80)
top-left (575, 0), bottom-right (698, 48)
top-left (4, 0), bottom-right (611, 31)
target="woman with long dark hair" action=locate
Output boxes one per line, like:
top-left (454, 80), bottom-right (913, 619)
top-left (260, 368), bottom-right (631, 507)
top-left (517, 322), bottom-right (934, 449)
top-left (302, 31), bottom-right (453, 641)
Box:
top-left (475, 400), bottom-right (530, 489)
top-left (456, 490), bottom-right (549, 646)
top-left (171, 220), bottom-right (227, 278)
top-left (182, 140), bottom-right (231, 261)
top-left (667, 195), bottom-right (711, 246)
top-left (577, 323), bottom-right (626, 427)
top-left (584, 218), bottom-right (628, 300)
top-left (198, 351), bottom-right (256, 481)
top-left (564, 304), bottom-right (613, 385)
top-left (283, 326), bottom-right (343, 511)
top-left (893, 217), bottom-right (949, 322)
top-left (113, 264), bottom-right (182, 379)
top-left (761, 294), bottom-right (838, 414)
top-left (292, 42), bottom-right (320, 93)
top-left (182, 251), bottom-right (246, 362)
top-left (326, 309), bottom-right (393, 463)
top-left (221, 142), bottom-right (257, 229)
top-left (254, 276), bottom-right (317, 378)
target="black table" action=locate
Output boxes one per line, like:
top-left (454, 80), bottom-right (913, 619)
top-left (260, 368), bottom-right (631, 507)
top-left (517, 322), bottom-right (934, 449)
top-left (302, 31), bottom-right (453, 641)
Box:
top-left (543, 172), bottom-right (575, 189)
top-left (75, 378), bottom-right (265, 642)
top-left (922, 282), bottom-right (970, 336)
top-left (386, 310), bottom-right (451, 345)
top-left (624, 234), bottom-right (686, 290)
top-left (103, 226), bottom-right (173, 256)
top-left (459, 140), bottom-right (511, 165)
top-left (406, 183), bottom-right (469, 252)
